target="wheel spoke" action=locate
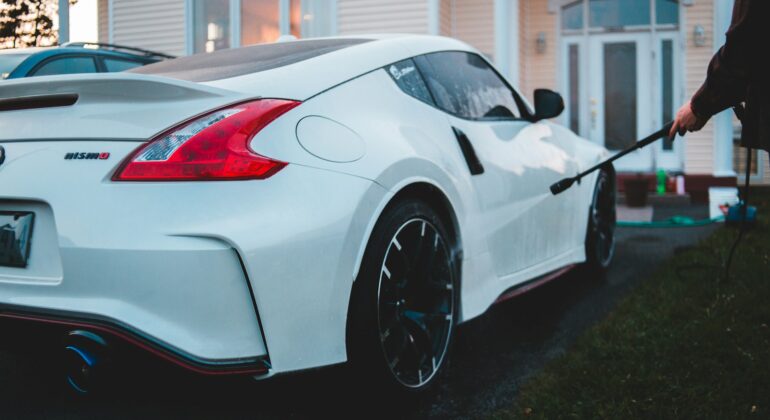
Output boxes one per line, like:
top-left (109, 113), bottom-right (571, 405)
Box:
top-left (387, 328), bottom-right (410, 370)
top-left (402, 311), bottom-right (436, 363)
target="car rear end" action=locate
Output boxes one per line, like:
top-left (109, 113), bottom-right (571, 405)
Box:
top-left (0, 73), bottom-right (303, 376)
top-left (0, 36), bottom-right (425, 391)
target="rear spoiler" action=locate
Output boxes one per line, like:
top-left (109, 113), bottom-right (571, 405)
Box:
top-left (0, 73), bottom-right (252, 142)
top-left (0, 73), bottom-right (240, 107)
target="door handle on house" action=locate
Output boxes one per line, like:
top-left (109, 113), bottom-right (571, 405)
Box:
top-left (590, 98), bottom-right (598, 130)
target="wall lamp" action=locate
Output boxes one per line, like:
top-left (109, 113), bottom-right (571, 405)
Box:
top-left (693, 25), bottom-right (706, 47)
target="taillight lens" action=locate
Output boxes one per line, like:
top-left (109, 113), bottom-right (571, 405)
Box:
top-left (112, 99), bottom-right (300, 181)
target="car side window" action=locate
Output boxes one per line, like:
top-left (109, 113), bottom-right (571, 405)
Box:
top-left (385, 58), bottom-right (435, 106)
top-left (103, 58), bottom-right (145, 72)
top-left (31, 56), bottom-right (98, 76)
top-left (414, 51), bottom-right (521, 120)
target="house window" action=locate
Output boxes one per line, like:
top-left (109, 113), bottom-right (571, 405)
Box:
top-left (193, 0), bottom-right (231, 53)
top-left (568, 44), bottom-right (580, 134)
top-left (656, 0), bottom-right (680, 25)
top-left (661, 39), bottom-right (674, 150)
top-left (589, 0), bottom-right (651, 28)
top-left (561, 1), bottom-right (584, 31)
top-left (561, 0), bottom-right (679, 32)
top-left (192, 0), bottom-right (333, 53)
top-left (293, 0), bottom-right (336, 38)
top-left (241, 0), bottom-right (282, 46)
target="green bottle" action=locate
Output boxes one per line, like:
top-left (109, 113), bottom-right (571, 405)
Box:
top-left (656, 169), bottom-right (666, 195)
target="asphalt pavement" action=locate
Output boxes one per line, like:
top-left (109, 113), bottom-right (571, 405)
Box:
top-left (0, 221), bottom-right (718, 419)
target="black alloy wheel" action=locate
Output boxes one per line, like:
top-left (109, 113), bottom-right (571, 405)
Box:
top-left (378, 217), bottom-right (454, 388)
top-left (348, 199), bottom-right (457, 395)
top-left (586, 169), bottom-right (617, 270)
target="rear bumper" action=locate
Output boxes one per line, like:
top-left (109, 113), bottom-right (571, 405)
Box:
top-left (0, 233), bottom-right (269, 367)
top-left (0, 306), bottom-right (270, 375)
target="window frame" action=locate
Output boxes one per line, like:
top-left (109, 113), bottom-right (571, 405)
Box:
top-left (185, 0), bottom-right (336, 54)
top-left (28, 54), bottom-right (99, 77)
top-left (386, 50), bottom-right (533, 123)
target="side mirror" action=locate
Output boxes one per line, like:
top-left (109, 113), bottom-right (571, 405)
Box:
top-left (532, 89), bottom-right (564, 121)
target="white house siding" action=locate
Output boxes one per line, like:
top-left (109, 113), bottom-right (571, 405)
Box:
top-left (97, 0), bottom-right (108, 43)
top-left (683, 1), bottom-right (715, 175)
top-left (440, 0), bottom-right (452, 36)
top-left (518, 0), bottom-right (557, 102)
top-left (451, 0), bottom-right (495, 59)
top-left (337, 0), bottom-right (429, 34)
top-left (111, 0), bottom-right (186, 57)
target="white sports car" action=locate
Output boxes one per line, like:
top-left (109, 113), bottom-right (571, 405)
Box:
top-left (0, 35), bottom-right (615, 395)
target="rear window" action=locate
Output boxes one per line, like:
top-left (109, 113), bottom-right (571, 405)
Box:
top-left (0, 54), bottom-right (31, 79)
top-left (130, 38), bottom-right (371, 82)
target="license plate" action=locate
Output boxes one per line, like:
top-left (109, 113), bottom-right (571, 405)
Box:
top-left (0, 211), bottom-right (34, 268)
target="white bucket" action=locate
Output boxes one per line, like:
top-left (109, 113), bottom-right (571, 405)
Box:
top-left (708, 187), bottom-right (739, 220)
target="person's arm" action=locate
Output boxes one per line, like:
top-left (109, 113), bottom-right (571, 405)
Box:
top-left (670, 0), bottom-right (754, 138)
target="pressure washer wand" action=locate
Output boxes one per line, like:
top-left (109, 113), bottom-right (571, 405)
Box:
top-left (550, 121), bottom-right (675, 195)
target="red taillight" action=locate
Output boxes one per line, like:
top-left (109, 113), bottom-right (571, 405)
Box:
top-left (112, 99), bottom-right (300, 181)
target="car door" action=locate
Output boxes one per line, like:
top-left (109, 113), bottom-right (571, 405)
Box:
top-left (414, 51), bottom-right (580, 278)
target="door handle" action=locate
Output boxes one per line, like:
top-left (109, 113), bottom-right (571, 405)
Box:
top-left (452, 127), bottom-right (485, 175)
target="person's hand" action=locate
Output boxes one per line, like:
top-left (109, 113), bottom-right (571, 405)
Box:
top-left (669, 100), bottom-right (708, 139)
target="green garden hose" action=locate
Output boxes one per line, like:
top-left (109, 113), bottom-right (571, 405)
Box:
top-left (617, 215), bottom-right (725, 228)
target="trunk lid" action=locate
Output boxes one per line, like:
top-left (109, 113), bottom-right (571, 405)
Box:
top-left (0, 73), bottom-right (253, 142)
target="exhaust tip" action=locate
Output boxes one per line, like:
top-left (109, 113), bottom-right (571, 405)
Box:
top-left (63, 330), bottom-right (110, 395)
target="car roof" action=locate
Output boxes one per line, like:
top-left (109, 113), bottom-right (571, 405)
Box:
top-left (133, 34), bottom-right (477, 100)
top-left (0, 47), bottom-right (51, 56)
top-left (130, 38), bottom-right (372, 82)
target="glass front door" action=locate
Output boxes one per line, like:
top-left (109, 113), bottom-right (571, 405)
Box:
top-left (589, 33), bottom-right (652, 171)
top-left (559, 0), bottom-right (683, 173)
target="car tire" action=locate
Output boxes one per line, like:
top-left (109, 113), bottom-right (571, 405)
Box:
top-left (347, 198), bottom-right (458, 397)
top-left (585, 168), bottom-right (617, 273)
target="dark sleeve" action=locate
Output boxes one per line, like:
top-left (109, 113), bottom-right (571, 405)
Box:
top-left (690, 0), bottom-right (754, 118)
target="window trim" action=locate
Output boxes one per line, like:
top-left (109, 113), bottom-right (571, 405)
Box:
top-left (28, 54), bottom-right (99, 77)
top-left (405, 50), bottom-right (533, 123)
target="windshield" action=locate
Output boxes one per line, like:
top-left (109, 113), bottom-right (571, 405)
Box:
top-left (0, 54), bottom-right (31, 79)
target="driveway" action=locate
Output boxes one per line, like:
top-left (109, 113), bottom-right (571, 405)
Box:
top-left (0, 223), bottom-right (717, 419)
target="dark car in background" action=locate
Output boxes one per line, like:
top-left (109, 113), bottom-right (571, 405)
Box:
top-left (0, 42), bottom-right (174, 80)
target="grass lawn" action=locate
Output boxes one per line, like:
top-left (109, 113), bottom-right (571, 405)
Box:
top-left (494, 190), bottom-right (770, 419)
